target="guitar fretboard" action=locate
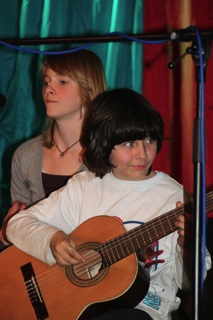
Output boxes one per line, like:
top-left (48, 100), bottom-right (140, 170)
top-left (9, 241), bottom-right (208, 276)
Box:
top-left (97, 191), bottom-right (213, 268)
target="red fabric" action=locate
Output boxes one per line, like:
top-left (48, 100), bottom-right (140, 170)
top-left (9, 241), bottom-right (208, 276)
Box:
top-left (143, 0), bottom-right (213, 200)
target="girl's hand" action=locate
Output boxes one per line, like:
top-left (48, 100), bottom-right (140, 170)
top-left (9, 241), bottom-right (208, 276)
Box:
top-left (50, 231), bottom-right (85, 267)
top-left (1, 201), bottom-right (27, 245)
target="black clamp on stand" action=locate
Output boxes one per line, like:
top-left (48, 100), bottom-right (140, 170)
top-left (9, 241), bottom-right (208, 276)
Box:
top-left (170, 27), bottom-right (212, 320)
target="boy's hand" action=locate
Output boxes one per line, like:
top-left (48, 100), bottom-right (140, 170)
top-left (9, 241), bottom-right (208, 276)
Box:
top-left (50, 231), bottom-right (86, 267)
top-left (175, 201), bottom-right (192, 261)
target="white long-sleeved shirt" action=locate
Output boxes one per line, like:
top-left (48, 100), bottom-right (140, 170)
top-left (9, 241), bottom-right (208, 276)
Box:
top-left (7, 171), bottom-right (211, 320)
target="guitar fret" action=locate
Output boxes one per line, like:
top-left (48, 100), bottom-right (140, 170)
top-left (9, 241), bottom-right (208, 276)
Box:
top-left (128, 228), bottom-right (145, 252)
top-left (165, 214), bottom-right (173, 230)
top-left (135, 233), bottom-right (141, 249)
top-left (122, 235), bottom-right (132, 256)
top-left (113, 237), bottom-right (125, 261)
top-left (108, 240), bottom-right (116, 264)
top-left (114, 235), bottom-right (126, 260)
top-left (144, 223), bottom-right (153, 242)
top-left (126, 233), bottom-right (135, 254)
top-left (159, 218), bottom-right (166, 236)
top-left (160, 217), bottom-right (173, 235)
top-left (113, 239), bottom-right (121, 261)
top-left (106, 238), bottom-right (122, 265)
top-left (118, 236), bottom-right (126, 258)
top-left (150, 220), bottom-right (158, 238)
top-left (138, 227), bottom-right (146, 247)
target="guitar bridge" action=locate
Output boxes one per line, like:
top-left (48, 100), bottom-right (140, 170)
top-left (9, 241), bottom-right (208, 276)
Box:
top-left (21, 262), bottom-right (49, 320)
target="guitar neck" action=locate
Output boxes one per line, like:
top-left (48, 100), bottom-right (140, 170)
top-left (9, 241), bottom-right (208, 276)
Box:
top-left (98, 191), bottom-right (213, 268)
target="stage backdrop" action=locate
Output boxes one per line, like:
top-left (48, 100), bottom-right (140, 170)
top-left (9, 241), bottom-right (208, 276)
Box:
top-left (143, 0), bottom-right (213, 199)
top-left (0, 0), bottom-right (143, 222)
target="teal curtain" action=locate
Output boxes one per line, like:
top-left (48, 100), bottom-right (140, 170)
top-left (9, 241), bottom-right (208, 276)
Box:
top-left (0, 0), bottom-right (143, 221)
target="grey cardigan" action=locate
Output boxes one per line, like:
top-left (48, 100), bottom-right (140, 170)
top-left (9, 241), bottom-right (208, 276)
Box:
top-left (11, 135), bottom-right (85, 206)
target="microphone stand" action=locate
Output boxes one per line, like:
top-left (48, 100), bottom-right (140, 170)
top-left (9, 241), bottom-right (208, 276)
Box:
top-left (190, 37), bottom-right (211, 320)
top-left (170, 28), bottom-right (212, 319)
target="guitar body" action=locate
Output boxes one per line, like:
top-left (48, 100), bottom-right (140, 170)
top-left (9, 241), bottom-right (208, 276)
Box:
top-left (0, 216), bottom-right (149, 320)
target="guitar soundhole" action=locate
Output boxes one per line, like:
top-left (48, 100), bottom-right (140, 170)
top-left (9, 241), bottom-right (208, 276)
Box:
top-left (65, 242), bottom-right (109, 288)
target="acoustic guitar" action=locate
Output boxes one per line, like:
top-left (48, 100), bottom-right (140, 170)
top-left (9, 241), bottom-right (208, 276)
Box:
top-left (0, 191), bottom-right (212, 320)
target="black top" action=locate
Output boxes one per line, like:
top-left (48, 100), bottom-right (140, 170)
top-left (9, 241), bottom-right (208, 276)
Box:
top-left (42, 172), bottom-right (71, 197)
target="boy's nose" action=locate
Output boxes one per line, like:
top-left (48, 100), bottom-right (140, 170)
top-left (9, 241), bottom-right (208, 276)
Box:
top-left (135, 143), bottom-right (146, 160)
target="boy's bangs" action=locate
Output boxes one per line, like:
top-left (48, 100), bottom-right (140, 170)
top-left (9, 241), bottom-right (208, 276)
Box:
top-left (109, 115), bottom-right (158, 146)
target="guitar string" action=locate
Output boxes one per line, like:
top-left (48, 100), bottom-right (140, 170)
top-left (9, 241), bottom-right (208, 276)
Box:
top-left (30, 195), bottom-right (213, 287)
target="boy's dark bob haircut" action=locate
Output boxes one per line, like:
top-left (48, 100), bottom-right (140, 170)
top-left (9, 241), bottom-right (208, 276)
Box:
top-left (81, 88), bottom-right (165, 178)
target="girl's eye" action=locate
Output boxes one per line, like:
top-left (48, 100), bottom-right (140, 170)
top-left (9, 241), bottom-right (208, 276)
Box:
top-left (59, 80), bottom-right (68, 85)
top-left (43, 81), bottom-right (49, 87)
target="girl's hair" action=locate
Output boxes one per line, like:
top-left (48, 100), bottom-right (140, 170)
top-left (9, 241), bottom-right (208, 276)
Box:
top-left (41, 50), bottom-right (107, 147)
top-left (81, 88), bottom-right (165, 178)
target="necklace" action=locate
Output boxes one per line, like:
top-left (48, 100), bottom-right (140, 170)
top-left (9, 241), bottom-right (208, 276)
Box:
top-left (53, 138), bottom-right (80, 158)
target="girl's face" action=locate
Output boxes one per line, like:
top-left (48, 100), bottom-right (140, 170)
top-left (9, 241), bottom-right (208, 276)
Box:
top-left (109, 138), bottom-right (157, 181)
top-left (42, 67), bottom-right (82, 121)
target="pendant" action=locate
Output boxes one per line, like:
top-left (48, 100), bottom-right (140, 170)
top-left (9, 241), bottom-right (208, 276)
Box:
top-left (60, 152), bottom-right (64, 158)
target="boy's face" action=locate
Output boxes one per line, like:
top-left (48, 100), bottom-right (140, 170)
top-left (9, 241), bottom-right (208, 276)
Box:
top-left (109, 138), bottom-right (157, 181)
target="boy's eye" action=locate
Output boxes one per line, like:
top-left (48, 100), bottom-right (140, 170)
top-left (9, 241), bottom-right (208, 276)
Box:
top-left (145, 137), bottom-right (153, 144)
top-left (123, 141), bottom-right (134, 147)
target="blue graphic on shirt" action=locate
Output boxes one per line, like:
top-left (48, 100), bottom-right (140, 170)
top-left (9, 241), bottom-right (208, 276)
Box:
top-left (143, 291), bottom-right (161, 310)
